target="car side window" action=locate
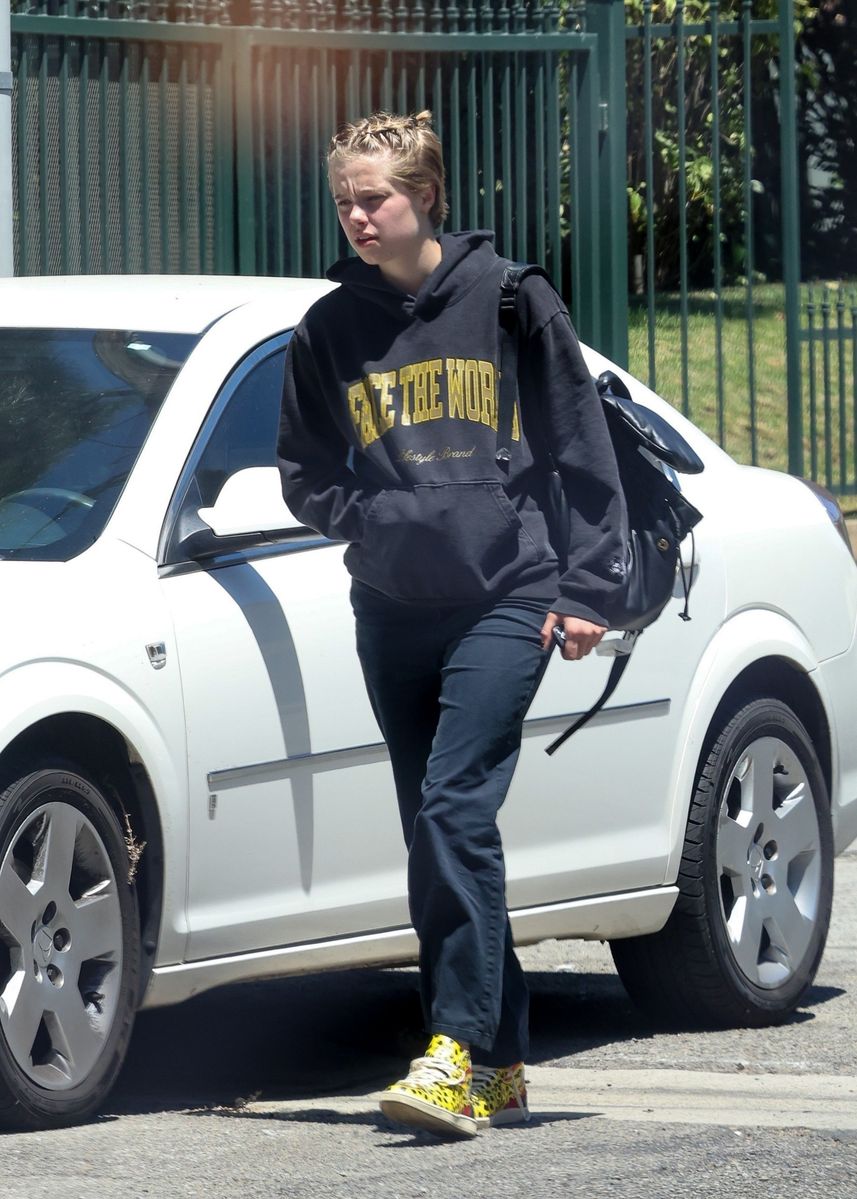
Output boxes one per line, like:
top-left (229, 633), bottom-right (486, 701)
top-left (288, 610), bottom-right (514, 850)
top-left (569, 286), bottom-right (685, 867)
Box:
top-left (163, 341), bottom-right (301, 566)
top-left (193, 348), bottom-right (286, 508)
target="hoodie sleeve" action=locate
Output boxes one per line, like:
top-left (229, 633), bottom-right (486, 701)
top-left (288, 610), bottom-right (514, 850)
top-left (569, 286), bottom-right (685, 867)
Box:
top-left (521, 296), bottom-right (628, 627)
top-left (278, 325), bottom-right (377, 543)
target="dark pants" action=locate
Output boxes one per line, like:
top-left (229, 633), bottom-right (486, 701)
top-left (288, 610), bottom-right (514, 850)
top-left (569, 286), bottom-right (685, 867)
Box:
top-left (351, 583), bottom-right (553, 1067)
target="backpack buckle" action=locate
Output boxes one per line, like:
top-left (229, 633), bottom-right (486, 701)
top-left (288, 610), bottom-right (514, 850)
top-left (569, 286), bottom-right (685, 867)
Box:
top-left (499, 266), bottom-right (521, 318)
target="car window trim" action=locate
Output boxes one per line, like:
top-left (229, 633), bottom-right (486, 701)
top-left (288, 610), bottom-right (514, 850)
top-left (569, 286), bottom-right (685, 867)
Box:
top-left (158, 332), bottom-right (331, 569)
top-left (157, 533), bottom-right (335, 580)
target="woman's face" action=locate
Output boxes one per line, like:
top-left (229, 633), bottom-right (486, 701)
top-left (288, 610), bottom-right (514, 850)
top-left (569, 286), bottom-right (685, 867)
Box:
top-left (330, 155), bottom-right (435, 269)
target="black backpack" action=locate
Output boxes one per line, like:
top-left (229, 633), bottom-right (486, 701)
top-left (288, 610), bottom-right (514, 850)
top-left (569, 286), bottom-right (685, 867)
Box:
top-left (496, 264), bottom-right (704, 754)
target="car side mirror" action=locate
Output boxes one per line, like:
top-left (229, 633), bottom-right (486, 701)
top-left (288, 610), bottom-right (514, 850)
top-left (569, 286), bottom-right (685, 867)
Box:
top-left (180, 467), bottom-right (308, 561)
top-left (198, 467), bottom-right (305, 536)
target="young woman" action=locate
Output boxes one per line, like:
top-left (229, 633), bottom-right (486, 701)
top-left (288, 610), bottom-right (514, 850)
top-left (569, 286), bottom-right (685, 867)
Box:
top-left (278, 111), bottom-right (626, 1138)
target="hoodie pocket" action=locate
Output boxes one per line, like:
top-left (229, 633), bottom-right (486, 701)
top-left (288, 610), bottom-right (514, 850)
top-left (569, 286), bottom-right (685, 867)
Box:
top-left (345, 481), bottom-right (545, 603)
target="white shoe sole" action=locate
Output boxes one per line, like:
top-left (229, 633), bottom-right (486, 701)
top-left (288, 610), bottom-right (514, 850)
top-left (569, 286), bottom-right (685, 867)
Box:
top-left (474, 1106), bottom-right (531, 1129)
top-left (379, 1093), bottom-right (479, 1139)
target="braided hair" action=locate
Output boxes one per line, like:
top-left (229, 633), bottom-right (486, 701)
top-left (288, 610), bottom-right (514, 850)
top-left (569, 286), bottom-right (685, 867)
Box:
top-left (328, 110), bottom-right (448, 227)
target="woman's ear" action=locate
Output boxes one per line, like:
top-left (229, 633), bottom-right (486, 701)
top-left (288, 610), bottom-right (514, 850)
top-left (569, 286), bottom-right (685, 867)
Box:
top-left (418, 184), bottom-right (436, 215)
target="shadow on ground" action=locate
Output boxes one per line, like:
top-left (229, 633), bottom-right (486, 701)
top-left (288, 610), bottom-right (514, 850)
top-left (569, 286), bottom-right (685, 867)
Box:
top-left (109, 966), bottom-right (842, 1118)
top-left (111, 966), bottom-right (631, 1114)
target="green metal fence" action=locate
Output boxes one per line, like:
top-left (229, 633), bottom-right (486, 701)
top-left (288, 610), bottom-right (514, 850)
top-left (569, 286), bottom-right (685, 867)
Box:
top-left (8, 0), bottom-right (629, 356)
top-left (623, 0), bottom-right (804, 479)
top-left (803, 286), bottom-right (857, 494)
top-left (11, 7), bottom-right (235, 276)
top-left (10, 0), bottom-right (829, 488)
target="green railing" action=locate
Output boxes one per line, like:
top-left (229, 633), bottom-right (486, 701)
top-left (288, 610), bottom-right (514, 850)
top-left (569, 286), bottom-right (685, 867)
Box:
top-left (12, 10), bottom-right (233, 275)
top-left (8, 0), bottom-right (631, 357)
top-left (11, 0), bottom-right (826, 486)
top-left (624, 0), bottom-right (802, 477)
top-left (803, 286), bottom-right (857, 494)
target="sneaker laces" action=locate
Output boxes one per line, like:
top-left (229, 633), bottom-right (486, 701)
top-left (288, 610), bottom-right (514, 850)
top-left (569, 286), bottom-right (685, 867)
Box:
top-left (404, 1054), bottom-right (464, 1087)
top-left (472, 1064), bottom-right (529, 1117)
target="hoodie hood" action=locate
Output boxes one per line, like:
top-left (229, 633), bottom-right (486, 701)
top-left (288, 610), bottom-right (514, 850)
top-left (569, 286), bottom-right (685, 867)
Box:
top-left (326, 230), bottom-right (497, 320)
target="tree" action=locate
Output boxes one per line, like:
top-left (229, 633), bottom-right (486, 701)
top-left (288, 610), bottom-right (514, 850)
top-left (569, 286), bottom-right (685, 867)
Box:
top-left (624, 0), bottom-right (816, 290)
top-left (798, 0), bottom-right (857, 279)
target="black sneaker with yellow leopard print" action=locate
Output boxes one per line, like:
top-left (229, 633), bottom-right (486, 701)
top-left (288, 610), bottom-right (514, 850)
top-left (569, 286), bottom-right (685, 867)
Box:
top-left (470, 1062), bottom-right (530, 1127)
top-left (379, 1034), bottom-right (478, 1138)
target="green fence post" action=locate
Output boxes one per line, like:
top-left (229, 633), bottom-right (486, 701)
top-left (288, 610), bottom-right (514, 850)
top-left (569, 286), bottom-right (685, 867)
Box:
top-left (1, 2), bottom-right (13, 276)
top-left (233, 32), bottom-right (257, 276)
top-left (584, 0), bottom-right (628, 368)
top-left (572, 45), bottom-right (602, 353)
top-left (216, 35), bottom-right (238, 274)
top-left (780, 0), bottom-right (802, 477)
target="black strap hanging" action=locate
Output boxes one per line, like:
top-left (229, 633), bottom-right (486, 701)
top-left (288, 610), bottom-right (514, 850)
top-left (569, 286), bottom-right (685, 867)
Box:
top-left (544, 633), bottom-right (639, 755)
top-left (496, 265), bottom-right (524, 474)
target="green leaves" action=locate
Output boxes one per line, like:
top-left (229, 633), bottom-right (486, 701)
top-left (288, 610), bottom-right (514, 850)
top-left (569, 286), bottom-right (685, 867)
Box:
top-left (625, 1), bottom-right (818, 287)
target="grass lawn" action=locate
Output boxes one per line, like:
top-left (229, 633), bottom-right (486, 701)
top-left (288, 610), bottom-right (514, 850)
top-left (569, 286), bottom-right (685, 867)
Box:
top-left (627, 282), bottom-right (857, 508)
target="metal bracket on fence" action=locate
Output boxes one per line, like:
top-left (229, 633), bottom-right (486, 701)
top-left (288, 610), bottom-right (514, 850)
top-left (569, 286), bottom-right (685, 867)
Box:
top-left (0, 72), bottom-right (12, 97)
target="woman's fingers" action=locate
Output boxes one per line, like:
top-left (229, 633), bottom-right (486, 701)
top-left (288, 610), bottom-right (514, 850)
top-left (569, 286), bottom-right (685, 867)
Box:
top-left (540, 613), bottom-right (561, 651)
top-left (550, 615), bottom-right (607, 660)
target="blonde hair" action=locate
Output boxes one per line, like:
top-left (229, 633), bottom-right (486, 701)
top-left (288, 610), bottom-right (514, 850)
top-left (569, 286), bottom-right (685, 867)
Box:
top-left (328, 110), bottom-right (449, 227)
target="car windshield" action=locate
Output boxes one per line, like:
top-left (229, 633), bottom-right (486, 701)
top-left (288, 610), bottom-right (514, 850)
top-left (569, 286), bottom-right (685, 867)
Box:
top-left (0, 328), bottom-right (199, 560)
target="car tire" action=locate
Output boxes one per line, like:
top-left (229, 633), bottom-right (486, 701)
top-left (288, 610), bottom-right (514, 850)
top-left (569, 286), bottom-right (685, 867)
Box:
top-left (0, 764), bottom-right (140, 1129)
top-left (610, 697), bottom-right (834, 1028)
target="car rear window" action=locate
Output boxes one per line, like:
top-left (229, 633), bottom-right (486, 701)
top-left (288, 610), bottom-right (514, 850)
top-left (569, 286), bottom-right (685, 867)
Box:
top-left (0, 328), bottom-right (199, 560)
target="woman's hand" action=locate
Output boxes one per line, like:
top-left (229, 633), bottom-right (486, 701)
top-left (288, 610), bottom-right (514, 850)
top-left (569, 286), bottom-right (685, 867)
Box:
top-left (540, 612), bottom-right (607, 660)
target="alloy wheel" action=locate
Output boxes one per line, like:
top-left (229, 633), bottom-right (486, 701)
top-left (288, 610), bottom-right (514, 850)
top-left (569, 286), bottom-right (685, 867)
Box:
top-left (715, 735), bottom-right (823, 990)
top-left (0, 801), bottom-right (124, 1090)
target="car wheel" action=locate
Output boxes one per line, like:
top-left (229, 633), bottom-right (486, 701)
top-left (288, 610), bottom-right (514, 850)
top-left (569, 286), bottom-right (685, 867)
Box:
top-left (0, 765), bottom-right (140, 1129)
top-left (610, 697), bottom-right (834, 1028)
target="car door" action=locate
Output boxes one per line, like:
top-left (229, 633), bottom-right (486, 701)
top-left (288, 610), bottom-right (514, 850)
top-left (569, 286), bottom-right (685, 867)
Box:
top-left (158, 337), bottom-right (409, 961)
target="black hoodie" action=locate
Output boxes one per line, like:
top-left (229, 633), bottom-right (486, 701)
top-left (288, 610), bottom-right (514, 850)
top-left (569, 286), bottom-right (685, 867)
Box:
top-left (278, 231), bottom-right (627, 625)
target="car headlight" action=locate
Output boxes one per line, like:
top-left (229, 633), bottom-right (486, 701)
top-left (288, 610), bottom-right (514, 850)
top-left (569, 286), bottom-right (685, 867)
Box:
top-left (798, 477), bottom-right (855, 560)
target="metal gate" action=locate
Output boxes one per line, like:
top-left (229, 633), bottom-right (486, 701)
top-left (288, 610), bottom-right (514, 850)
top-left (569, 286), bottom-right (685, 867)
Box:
top-left (622, 0), bottom-right (804, 479)
top-left (802, 286), bottom-right (857, 493)
top-left (10, 0), bottom-right (823, 487)
top-left (8, 0), bottom-right (626, 356)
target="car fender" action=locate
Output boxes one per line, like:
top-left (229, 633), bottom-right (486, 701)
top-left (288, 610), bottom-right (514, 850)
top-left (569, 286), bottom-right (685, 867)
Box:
top-left (662, 606), bottom-right (832, 884)
top-left (0, 659), bottom-right (189, 965)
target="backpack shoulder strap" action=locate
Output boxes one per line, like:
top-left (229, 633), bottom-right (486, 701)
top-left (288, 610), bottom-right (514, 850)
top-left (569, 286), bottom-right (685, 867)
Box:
top-left (496, 262), bottom-right (555, 470)
top-left (498, 263), bottom-right (555, 336)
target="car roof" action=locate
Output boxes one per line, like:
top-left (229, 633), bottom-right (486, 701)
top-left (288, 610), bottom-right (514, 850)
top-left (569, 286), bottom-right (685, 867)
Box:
top-left (0, 275), bottom-right (337, 334)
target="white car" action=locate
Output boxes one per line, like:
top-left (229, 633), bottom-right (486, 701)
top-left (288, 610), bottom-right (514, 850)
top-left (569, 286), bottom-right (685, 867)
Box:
top-left (0, 275), bottom-right (855, 1131)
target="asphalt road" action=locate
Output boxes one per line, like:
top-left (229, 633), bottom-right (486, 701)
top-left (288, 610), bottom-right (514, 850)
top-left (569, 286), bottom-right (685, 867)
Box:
top-left (0, 851), bottom-right (855, 1198)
